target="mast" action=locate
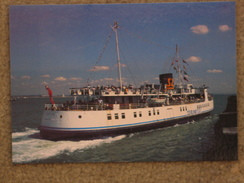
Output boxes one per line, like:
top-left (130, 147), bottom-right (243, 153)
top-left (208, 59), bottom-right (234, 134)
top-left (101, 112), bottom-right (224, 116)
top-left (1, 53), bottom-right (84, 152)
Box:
top-left (176, 44), bottom-right (182, 86)
top-left (112, 22), bottom-right (123, 89)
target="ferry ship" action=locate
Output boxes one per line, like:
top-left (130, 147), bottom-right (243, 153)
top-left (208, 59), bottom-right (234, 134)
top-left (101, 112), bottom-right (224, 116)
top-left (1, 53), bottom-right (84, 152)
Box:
top-left (39, 22), bottom-right (214, 140)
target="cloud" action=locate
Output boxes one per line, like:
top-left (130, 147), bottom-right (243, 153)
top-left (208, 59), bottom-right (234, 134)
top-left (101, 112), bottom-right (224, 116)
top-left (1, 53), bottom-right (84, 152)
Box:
top-left (190, 25), bottom-right (209, 34)
top-left (41, 81), bottom-right (48, 85)
top-left (207, 69), bottom-right (223, 73)
top-left (115, 63), bottom-right (127, 68)
top-left (186, 56), bottom-right (202, 62)
top-left (41, 74), bottom-right (50, 78)
top-left (219, 25), bottom-right (232, 32)
top-left (54, 76), bottom-right (67, 81)
top-left (89, 78), bottom-right (118, 85)
top-left (70, 77), bottom-right (82, 81)
top-left (121, 63), bottom-right (127, 68)
top-left (21, 75), bottom-right (31, 80)
top-left (89, 66), bottom-right (110, 72)
top-left (91, 78), bottom-right (114, 84)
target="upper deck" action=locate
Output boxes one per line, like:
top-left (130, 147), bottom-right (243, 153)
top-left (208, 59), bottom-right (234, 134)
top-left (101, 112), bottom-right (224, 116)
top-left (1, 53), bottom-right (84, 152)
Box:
top-left (69, 83), bottom-right (201, 97)
top-left (44, 91), bottom-right (213, 112)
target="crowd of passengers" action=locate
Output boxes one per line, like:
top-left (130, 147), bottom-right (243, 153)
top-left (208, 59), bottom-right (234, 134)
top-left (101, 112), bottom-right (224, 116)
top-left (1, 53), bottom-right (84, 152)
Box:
top-left (46, 93), bottom-right (211, 111)
top-left (70, 84), bottom-right (162, 95)
top-left (61, 94), bottom-right (205, 108)
top-left (169, 95), bottom-right (205, 104)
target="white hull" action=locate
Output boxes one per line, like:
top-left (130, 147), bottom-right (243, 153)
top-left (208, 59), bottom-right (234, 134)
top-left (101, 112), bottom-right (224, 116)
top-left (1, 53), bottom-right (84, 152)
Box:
top-left (40, 99), bottom-right (214, 140)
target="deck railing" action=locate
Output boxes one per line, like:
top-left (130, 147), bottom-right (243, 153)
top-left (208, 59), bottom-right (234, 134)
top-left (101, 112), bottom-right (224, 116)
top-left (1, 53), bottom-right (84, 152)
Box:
top-left (44, 103), bottom-right (148, 111)
top-left (44, 97), bottom-right (207, 111)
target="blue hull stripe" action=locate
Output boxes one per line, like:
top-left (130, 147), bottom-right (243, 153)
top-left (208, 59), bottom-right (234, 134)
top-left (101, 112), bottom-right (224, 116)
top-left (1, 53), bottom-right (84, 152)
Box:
top-left (41, 110), bottom-right (212, 131)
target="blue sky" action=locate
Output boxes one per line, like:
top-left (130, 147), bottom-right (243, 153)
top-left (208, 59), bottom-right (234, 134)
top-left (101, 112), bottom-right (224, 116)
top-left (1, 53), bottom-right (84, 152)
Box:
top-left (10, 2), bottom-right (236, 95)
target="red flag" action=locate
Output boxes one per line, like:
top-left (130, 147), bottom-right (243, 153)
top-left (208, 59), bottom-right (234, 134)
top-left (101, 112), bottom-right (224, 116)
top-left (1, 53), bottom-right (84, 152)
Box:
top-left (45, 86), bottom-right (55, 104)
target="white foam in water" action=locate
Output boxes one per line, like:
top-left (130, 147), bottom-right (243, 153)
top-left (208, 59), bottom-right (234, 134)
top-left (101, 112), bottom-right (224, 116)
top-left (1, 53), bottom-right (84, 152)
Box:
top-left (12, 128), bottom-right (126, 163)
top-left (173, 124), bottom-right (180, 127)
top-left (12, 128), bottom-right (39, 139)
top-left (188, 120), bottom-right (196, 124)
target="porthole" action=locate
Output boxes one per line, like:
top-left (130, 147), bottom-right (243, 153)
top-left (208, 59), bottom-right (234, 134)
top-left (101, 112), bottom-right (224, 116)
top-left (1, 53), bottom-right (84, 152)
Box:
top-left (78, 115), bottom-right (82, 119)
top-left (60, 115), bottom-right (62, 118)
top-left (134, 112), bottom-right (137, 118)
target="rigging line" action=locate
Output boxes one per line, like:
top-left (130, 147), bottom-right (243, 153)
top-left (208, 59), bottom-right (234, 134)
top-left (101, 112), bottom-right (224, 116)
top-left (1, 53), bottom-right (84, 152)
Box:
top-left (181, 56), bottom-right (196, 78)
top-left (168, 56), bottom-right (175, 72)
top-left (120, 50), bottom-right (138, 87)
top-left (121, 26), bottom-right (174, 50)
top-left (118, 37), bottom-right (138, 87)
top-left (86, 30), bottom-right (113, 86)
top-left (97, 31), bottom-right (113, 65)
top-left (119, 31), bottom-right (144, 87)
top-left (169, 57), bottom-right (183, 84)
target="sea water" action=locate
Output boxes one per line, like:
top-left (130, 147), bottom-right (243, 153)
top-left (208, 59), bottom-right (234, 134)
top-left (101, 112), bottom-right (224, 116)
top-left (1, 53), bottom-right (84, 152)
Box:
top-left (11, 95), bottom-right (230, 164)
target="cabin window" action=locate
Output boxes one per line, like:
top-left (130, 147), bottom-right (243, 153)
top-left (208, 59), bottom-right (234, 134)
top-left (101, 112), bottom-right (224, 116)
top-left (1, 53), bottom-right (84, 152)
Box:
top-left (121, 113), bottom-right (125, 119)
top-left (180, 107), bottom-right (182, 112)
top-left (157, 110), bottom-right (160, 115)
top-left (185, 107), bottom-right (187, 111)
top-left (60, 115), bottom-right (62, 118)
top-left (115, 113), bottom-right (119, 119)
top-left (134, 112), bottom-right (137, 118)
top-left (139, 111), bottom-right (142, 117)
top-left (78, 115), bottom-right (82, 119)
top-left (148, 111), bottom-right (151, 116)
top-left (153, 109), bottom-right (156, 115)
top-left (107, 114), bottom-right (112, 120)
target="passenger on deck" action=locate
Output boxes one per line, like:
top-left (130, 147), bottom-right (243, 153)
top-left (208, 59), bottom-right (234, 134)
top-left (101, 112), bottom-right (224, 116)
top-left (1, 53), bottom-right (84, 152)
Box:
top-left (98, 98), bottom-right (103, 105)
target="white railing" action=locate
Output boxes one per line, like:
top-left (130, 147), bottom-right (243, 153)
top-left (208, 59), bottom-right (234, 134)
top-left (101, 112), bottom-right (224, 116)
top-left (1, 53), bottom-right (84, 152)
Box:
top-left (44, 104), bottom-right (64, 110)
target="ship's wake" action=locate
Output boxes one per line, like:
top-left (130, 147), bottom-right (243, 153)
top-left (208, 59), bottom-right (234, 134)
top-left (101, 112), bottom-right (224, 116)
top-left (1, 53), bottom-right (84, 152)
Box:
top-left (12, 128), bottom-right (126, 164)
